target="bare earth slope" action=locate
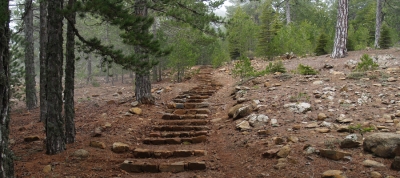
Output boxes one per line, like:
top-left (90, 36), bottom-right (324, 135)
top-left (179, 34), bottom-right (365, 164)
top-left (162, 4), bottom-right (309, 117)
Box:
top-left (10, 48), bottom-right (400, 178)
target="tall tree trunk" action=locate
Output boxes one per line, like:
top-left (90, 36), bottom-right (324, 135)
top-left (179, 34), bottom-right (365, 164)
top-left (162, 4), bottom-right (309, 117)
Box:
top-left (39, 0), bottom-right (48, 122)
top-left (331, 0), bottom-right (348, 58)
top-left (285, 0), bottom-right (291, 25)
top-left (158, 62), bottom-right (162, 82)
top-left (134, 0), bottom-right (154, 104)
top-left (24, 0), bottom-right (37, 110)
top-left (374, 0), bottom-right (383, 49)
top-left (64, 0), bottom-right (76, 144)
top-left (121, 69), bottom-right (124, 84)
top-left (46, 0), bottom-right (65, 155)
top-left (86, 54), bottom-right (92, 85)
top-left (0, 1), bottom-right (15, 176)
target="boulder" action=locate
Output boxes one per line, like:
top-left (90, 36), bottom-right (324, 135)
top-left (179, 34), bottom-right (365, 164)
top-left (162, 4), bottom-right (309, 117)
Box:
top-left (247, 114), bottom-right (269, 128)
top-left (228, 104), bottom-right (252, 120)
top-left (363, 133), bottom-right (400, 158)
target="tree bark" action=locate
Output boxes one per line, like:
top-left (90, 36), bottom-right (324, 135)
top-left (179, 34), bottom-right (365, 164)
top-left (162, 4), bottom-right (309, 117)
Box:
top-left (46, 0), bottom-right (66, 155)
top-left (134, 0), bottom-right (154, 104)
top-left (285, 0), bottom-right (291, 25)
top-left (39, 0), bottom-right (48, 122)
top-left (374, 0), bottom-right (383, 49)
top-left (86, 54), bottom-right (91, 85)
top-left (331, 0), bottom-right (348, 59)
top-left (64, 0), bottom-right (76, 144)
top-left (24, 0), bottom-right (37, 110)
top-left (0, 1), bottom-right (15, 176)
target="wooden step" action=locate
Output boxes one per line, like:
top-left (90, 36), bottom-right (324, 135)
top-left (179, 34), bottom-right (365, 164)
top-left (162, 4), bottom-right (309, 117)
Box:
top-left (152, 125), bottom-right (209, 131)
top-left (132, 148), bottom-right (207, 158)
top-left (148, 131), bottom-right (208, 138)
top-left (120, 160), bottom-right (206, 173)
top-left (162, 113), bottom-right (208, 120)
top-left (159, 120), bottom-right (208, 126)
top-left (142, 135), bottom-right (207, 145)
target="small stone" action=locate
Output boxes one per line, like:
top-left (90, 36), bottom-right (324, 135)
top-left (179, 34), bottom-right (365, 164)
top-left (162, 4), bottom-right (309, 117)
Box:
top-left (236, 120), bottom-right (251, 131)
top-left (262, 149), bottom-right (279, 158)
top-left (129, 107), bottom-right (142, 115)
top-left (274, 137), bottom-right (285, 145)
top-left (370, 171), bottom-right (382, 178)
top-left (287, 136), bottom-right (299, 143)
top-left (362, 160), bottom-right (385, 167)
top-left (313, 81), bottom-right (323, 85)
top-left (277, 145), bottom-right (291, 158)
top-left (292, 125), bottom-right (301, 130)
top-left (257, 130), bottom-right (271, 136)
top-left (90, 141), bottom-right (106, 149)
top-left (72, 149), bottom-right (89, 158)
top-left (131, 101), bottom-right (139, 107)
top-left (391, 156), bottom-right (400, 170)
top-left (112, 142), bottom-right (129, 153)
top-left (317, 113), bottom-right (327, 121)
top-left (305, 123), bottom-right (318, 128)
top-left (388, 77), bottom-right (397, 82)
top-left (316, 128), bottom-right (330, 133)
top-left (43, 165), bottom-right (52, 173)
top-left (319, 149), bottom-right (351, 161)
top-left (321, 170), bottom-right (346, 178)
top-left (340, 139), bottom-right (361, 148)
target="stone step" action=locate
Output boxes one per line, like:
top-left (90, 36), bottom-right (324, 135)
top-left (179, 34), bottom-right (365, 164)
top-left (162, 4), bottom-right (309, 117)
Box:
top-left (162, 113), bottom-right (208, 120)
top-left (120, 160), bottom-right (206, 173)
top-left (171, 109), bottom-right (211, 115)
top-left (132, 148), bottom-right (207, 159)
top-left (148, 131), bottom-right (208, 138)
top-left (159, 120), bottom-right (208, 126)
top-left (182, 91), bottom-right (215, 95)
top-left (166, 102), bottom-right (210, 109)
top-left (152, 125), bottom-right (209, 131)
top-left (142, 135), bottom-right (207, 145)
top-left (174, 95), bottom-right (210, 100)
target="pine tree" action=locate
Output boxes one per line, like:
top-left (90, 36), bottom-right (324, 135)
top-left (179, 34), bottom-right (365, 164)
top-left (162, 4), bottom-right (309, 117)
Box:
top-left (378, 25), bottom-right (391, 49)
top-left (256, 0), bottom-right (275, 58)
top-left (0, 0), bottom-right (15, 176)
top-left (331, 0), bottom-right (349, 58)
top-left (315, 33), bottom-right (328, 56)
top-left (24, 0), bottom-right (37, 110)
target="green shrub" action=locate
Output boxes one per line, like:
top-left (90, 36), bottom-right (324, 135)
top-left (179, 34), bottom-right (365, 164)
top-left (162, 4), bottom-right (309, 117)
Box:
top-left (347, 72), bottom-right (366, 80)
top-left (355, 54), bottom-right (378, 72)
top-left (264, 60), bottom-right (286, 74)
top-left (232, 55), bottom-right (255, 79)
top-left (315, 33), bottom-right (328, 56)
top-left (297, 64), bottom-right (318, 75)
top-left (379, 25), bottom-right (392, 49)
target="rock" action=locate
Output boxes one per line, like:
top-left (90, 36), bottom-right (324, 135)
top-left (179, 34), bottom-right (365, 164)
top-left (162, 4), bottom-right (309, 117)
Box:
top-left (228, 104), bottom-right (252, 120)
top-left (264, 82), bottom-right (271, 87)
top-left (292, 125), bottom-right (301, 130)
top-left (316, 128), bottom-right (330, 133)
top-left (305, 122), bottom-right (318, 128)
top-left (237, 98), bottom-right (247, 104)
top-left (270, 119), bottom-right (278, 126)
top-left (317, 113), bottom-right (327, 121)
top-left (363, 133), bottom-right (400, 158)
top-left (319, 149), bottom-right (351, 161)
top-left (211, 118), bottom-right (222, 123)
top-left (287, 136), bottom-right (299, 143)
top-left (103, 122), bottom-right (112, 129)
top-left (284, 102), bottom-right (311, 113)
top-left (129, 107), bottom-right (142, 115)
top-left (362, 159), bottom-right (385, 168)
top-left (187, 161), bottom-right (206, 170)
top-left (24, 135), bottom-right (40, 142)
top-left (391, 156), bottom-right (400, 170)
top-left (92, 127), bottom-right (102, 137)
top-left (321, 170), bottom-right (346, 178)
top-left (336, 115), bottom-right (353, 123)
top-left (248, 114), bottom-right (269, 128)
top-left (370, 171), bottom-right (382, 178)
top-left (320, 121), bottom-right (332, 128)
top-left (131, 101), bottom-right (139, 107)
top-left (277, 145), bottom-right (291, 158)
top-left (337, 126), bottom-right (350, 132)
top-left (72, 149), bottom-right (89, 158)
top-left (257, 130), bottom-right (271, 136)
top-left (112, 142), bottom-right (129, 153)
top-left (274, 137), bottom-right (285, 145)
top-left (313, 81), bottom-right (323, 85)
top-left (90, 141), bottom-right (106, 149)
top-left (236, 120), bottom-right (251, 131)
top-left (340, 139), bottom-right (361, 148)
top-left (388, 77), bottom-right (397, 82)
top-left (262, 149), bottom-right (279, 158)
top-left (43, 165), bottom-right (52, 173)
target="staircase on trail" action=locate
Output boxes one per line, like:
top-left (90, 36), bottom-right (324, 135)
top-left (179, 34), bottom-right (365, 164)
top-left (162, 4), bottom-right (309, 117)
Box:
top-left (120, 66), bottom-right (222, 173)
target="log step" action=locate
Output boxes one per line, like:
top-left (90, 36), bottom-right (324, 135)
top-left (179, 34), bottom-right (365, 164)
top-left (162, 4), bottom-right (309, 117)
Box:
top-left (148, 131), bottom-right (208, 138)
top-left (142, 135), bottom-right (207, 145)
top-left (120, 160), bottom-right (206, 173)
top-left (132, 148), bottom-right (207, 159)
top-left (159, 120), bottom-right (208, 126)
top-left (162, 113), bottom-right (208, 120)
top-left (152, 125), bottom-right (209, 131)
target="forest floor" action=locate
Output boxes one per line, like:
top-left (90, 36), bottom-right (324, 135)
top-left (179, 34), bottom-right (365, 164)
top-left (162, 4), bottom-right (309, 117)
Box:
top-left (9, 48), bottom-right (400, 178)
